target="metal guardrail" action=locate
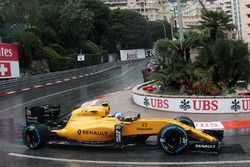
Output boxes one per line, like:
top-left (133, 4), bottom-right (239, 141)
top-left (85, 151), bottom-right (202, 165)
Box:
top-left (0, 59), bottom-right (145, 93)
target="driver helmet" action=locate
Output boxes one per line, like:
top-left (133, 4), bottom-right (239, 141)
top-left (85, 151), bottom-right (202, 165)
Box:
top-left (113, 112), bottom-right (124, 121)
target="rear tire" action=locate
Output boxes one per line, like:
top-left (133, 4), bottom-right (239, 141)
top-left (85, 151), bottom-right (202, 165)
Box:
top-left (22, 124), bottom-right (49, 149)
top-left (175, 116), bottom-right (195, 128)
top-left (158, 124), bottom-right (188, 155)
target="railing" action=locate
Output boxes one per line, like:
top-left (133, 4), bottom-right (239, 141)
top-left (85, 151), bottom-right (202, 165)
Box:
top-left (0, 59), bottom-right (144, 93)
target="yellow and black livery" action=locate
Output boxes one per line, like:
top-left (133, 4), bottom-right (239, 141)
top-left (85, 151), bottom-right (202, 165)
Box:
top-left (23, 102), bottom-right (223, 155)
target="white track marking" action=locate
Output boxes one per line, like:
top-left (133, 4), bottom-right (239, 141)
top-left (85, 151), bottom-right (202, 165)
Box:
top-left (8, 153), bottom-right (250, 166)
top-left (0, 66), bottom-right (135, 113)
top-left (22, 88), bottom-right (30, 91)
top-left (34, 85), bottom-right (42, 88)
top-left (7, 91), bottom-right (16, 94)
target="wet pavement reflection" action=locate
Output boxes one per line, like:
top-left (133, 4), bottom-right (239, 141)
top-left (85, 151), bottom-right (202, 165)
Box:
top-left (0, 61), bottom-right (250, 167)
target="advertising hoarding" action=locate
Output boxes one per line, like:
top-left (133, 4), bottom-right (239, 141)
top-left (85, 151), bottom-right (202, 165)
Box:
top-left (133, 93), bottom-right (250, 113)
top-left (0, 43), bottom-right (20, 78)
top-left (120, 49), bottom-right (146, 61)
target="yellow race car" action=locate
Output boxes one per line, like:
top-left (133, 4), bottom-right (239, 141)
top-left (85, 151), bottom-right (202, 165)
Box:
top-left (23, 102), bottom-right (223, 155)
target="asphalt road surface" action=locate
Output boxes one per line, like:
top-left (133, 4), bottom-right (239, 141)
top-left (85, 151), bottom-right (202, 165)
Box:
top-left (1, 60), bottom-right (250, 167)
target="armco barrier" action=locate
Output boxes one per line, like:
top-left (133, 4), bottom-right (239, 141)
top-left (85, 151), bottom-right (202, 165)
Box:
top-left (0, 59), bottom-right (145, 93)
top-left (132, 82), bottom-right (250, 114)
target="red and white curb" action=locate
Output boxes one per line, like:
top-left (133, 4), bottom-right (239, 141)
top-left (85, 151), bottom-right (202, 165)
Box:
top-left (0, 66), bottom-right (119, 97)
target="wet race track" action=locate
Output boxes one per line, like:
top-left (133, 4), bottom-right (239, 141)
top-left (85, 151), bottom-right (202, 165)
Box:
top-left (1, 60), bottom-right (250, 167)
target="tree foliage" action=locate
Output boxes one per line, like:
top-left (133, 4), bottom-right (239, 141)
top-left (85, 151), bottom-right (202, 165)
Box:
top-left (108, 9), bottom-right (152, 52)
top-left (196, 40), bottom-right (250, 86)
top-left (0, 0), bottom-right (171, 72)
top-left (199, 10), bottom-right (235, 41)
top-left (15, 31), bottom-right (43, 67)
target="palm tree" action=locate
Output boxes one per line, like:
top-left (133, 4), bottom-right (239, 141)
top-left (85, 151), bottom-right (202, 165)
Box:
top-left (152, 33), bottom-right (200, 88)
top-left (196, 40), bottom-right (250, 86)
top-left (199, 10), bottom-right (235, 42)
top-left (154, 32), bottom-right (200, 63)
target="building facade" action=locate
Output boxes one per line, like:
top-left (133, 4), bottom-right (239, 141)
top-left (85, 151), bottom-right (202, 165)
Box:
top-left (220, 0), bottom-right (250, 44)
top-left (104, 0), bottom-right (250, 45)
top-left (239, 0), bottom-right (250, 45)
top-left (103, 0), bottom-right (169, 21)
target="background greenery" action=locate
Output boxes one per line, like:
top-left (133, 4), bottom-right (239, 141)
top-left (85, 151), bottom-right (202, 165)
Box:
top-left (152, 10), bottom-right (250, 95)
top-left (0, 0), bottom-right (171, 72)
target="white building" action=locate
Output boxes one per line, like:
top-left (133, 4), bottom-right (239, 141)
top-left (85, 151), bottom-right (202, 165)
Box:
top-left (103, 0), bottom-right (169, 21)
top-left (104, 0), bottom-right (250, 45)
top-left (220, 0), bottom-right (250, 44)
top-left (238, 0), bottom-right (250, 45)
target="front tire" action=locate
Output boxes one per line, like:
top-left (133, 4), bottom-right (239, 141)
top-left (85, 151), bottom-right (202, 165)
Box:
top-left (175, 116), bottom-right (195, 128)
top-left (22, 124), bottom-right (49, 149)
top-left (158, 124), bottom-right (188, 155)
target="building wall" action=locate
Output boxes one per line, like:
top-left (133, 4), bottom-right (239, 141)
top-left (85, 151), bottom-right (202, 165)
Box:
top-left (239, 0), bottom-right (250, 45)
top-left (104, 0), bottom-right (169, 21)
top-left (103, 0), bottom-right (249, 44)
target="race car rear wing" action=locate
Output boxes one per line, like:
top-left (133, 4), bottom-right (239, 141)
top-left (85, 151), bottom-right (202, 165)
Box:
top-left (25, 104), bottom-right (60, 126)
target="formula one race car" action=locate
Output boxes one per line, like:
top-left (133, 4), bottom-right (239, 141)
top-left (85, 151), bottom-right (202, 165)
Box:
top-left (23, 102), bottom-right (223, 155)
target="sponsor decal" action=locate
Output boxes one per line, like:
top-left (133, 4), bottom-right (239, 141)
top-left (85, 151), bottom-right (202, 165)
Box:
top-left (136, 127), bottom-right (153, 131)
top-left (183, 137), bottom-right (188, 145)
top-left (127, 52), bottom-right (138, 60)
top-left (0, 44), bottom-right (17, 60)
top-left (231, 99), bottom-right (240, 112)
top-left (242, 99), bottom-right (250, 111)
top-left (115, 125), bottom-right (122, 143)
top-left (143, 97), bottom-right (169, 109)
top-left (144, 97), bottom-right (150, 107)
top-left (195, 144), bottom-right (216, 149)
top-left (0, 62), bottom-right (11, 77)
top-left (77, 113), bottom-right (90, 116)
top-left (120, 49), bottom-right (146, 61)
top-left (135, 94), bottom-right (250, 113)
top-left (136, 123), bottom-right (153, 131)
top-left (142, 123), bottom-right (147, 127)
top-left (195, 122), bottom-right (224, 130)
top-left (0, 43), bottom-right (20, 78)
top-left (192, 100), bottom-right (218, 111)
top-left (179, 99), bottom-right (191, 111)
top-left (77, 129), bottom-right (108, 136)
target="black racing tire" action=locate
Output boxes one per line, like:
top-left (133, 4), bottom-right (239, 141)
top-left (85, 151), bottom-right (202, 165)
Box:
top-left (158, 124), bottom-right (189, 155)
top-left (175, 116), bottom-right (195, 128)
top-left (22, 124), bottom-right (49, 149)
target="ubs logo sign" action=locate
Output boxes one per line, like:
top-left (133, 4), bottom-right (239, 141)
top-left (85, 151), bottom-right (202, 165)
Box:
top-left (143, 97), bottom-right (169, 109)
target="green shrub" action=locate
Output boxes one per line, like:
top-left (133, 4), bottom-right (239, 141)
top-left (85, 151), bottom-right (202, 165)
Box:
top-left (49, 43), bottom-right (65, 56)
top-left (196, 40), bottom-right (250, 86)
top-left (41, 27), bottom-right (60, 46)
top-left (43, 47), bottom-right (75, 72)
top-left (25, 27), bottom-right (41, 38)
top-left (80, 40), bottom-right (106, 66)
top-left (14, 31), bottom-right (43, 67)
